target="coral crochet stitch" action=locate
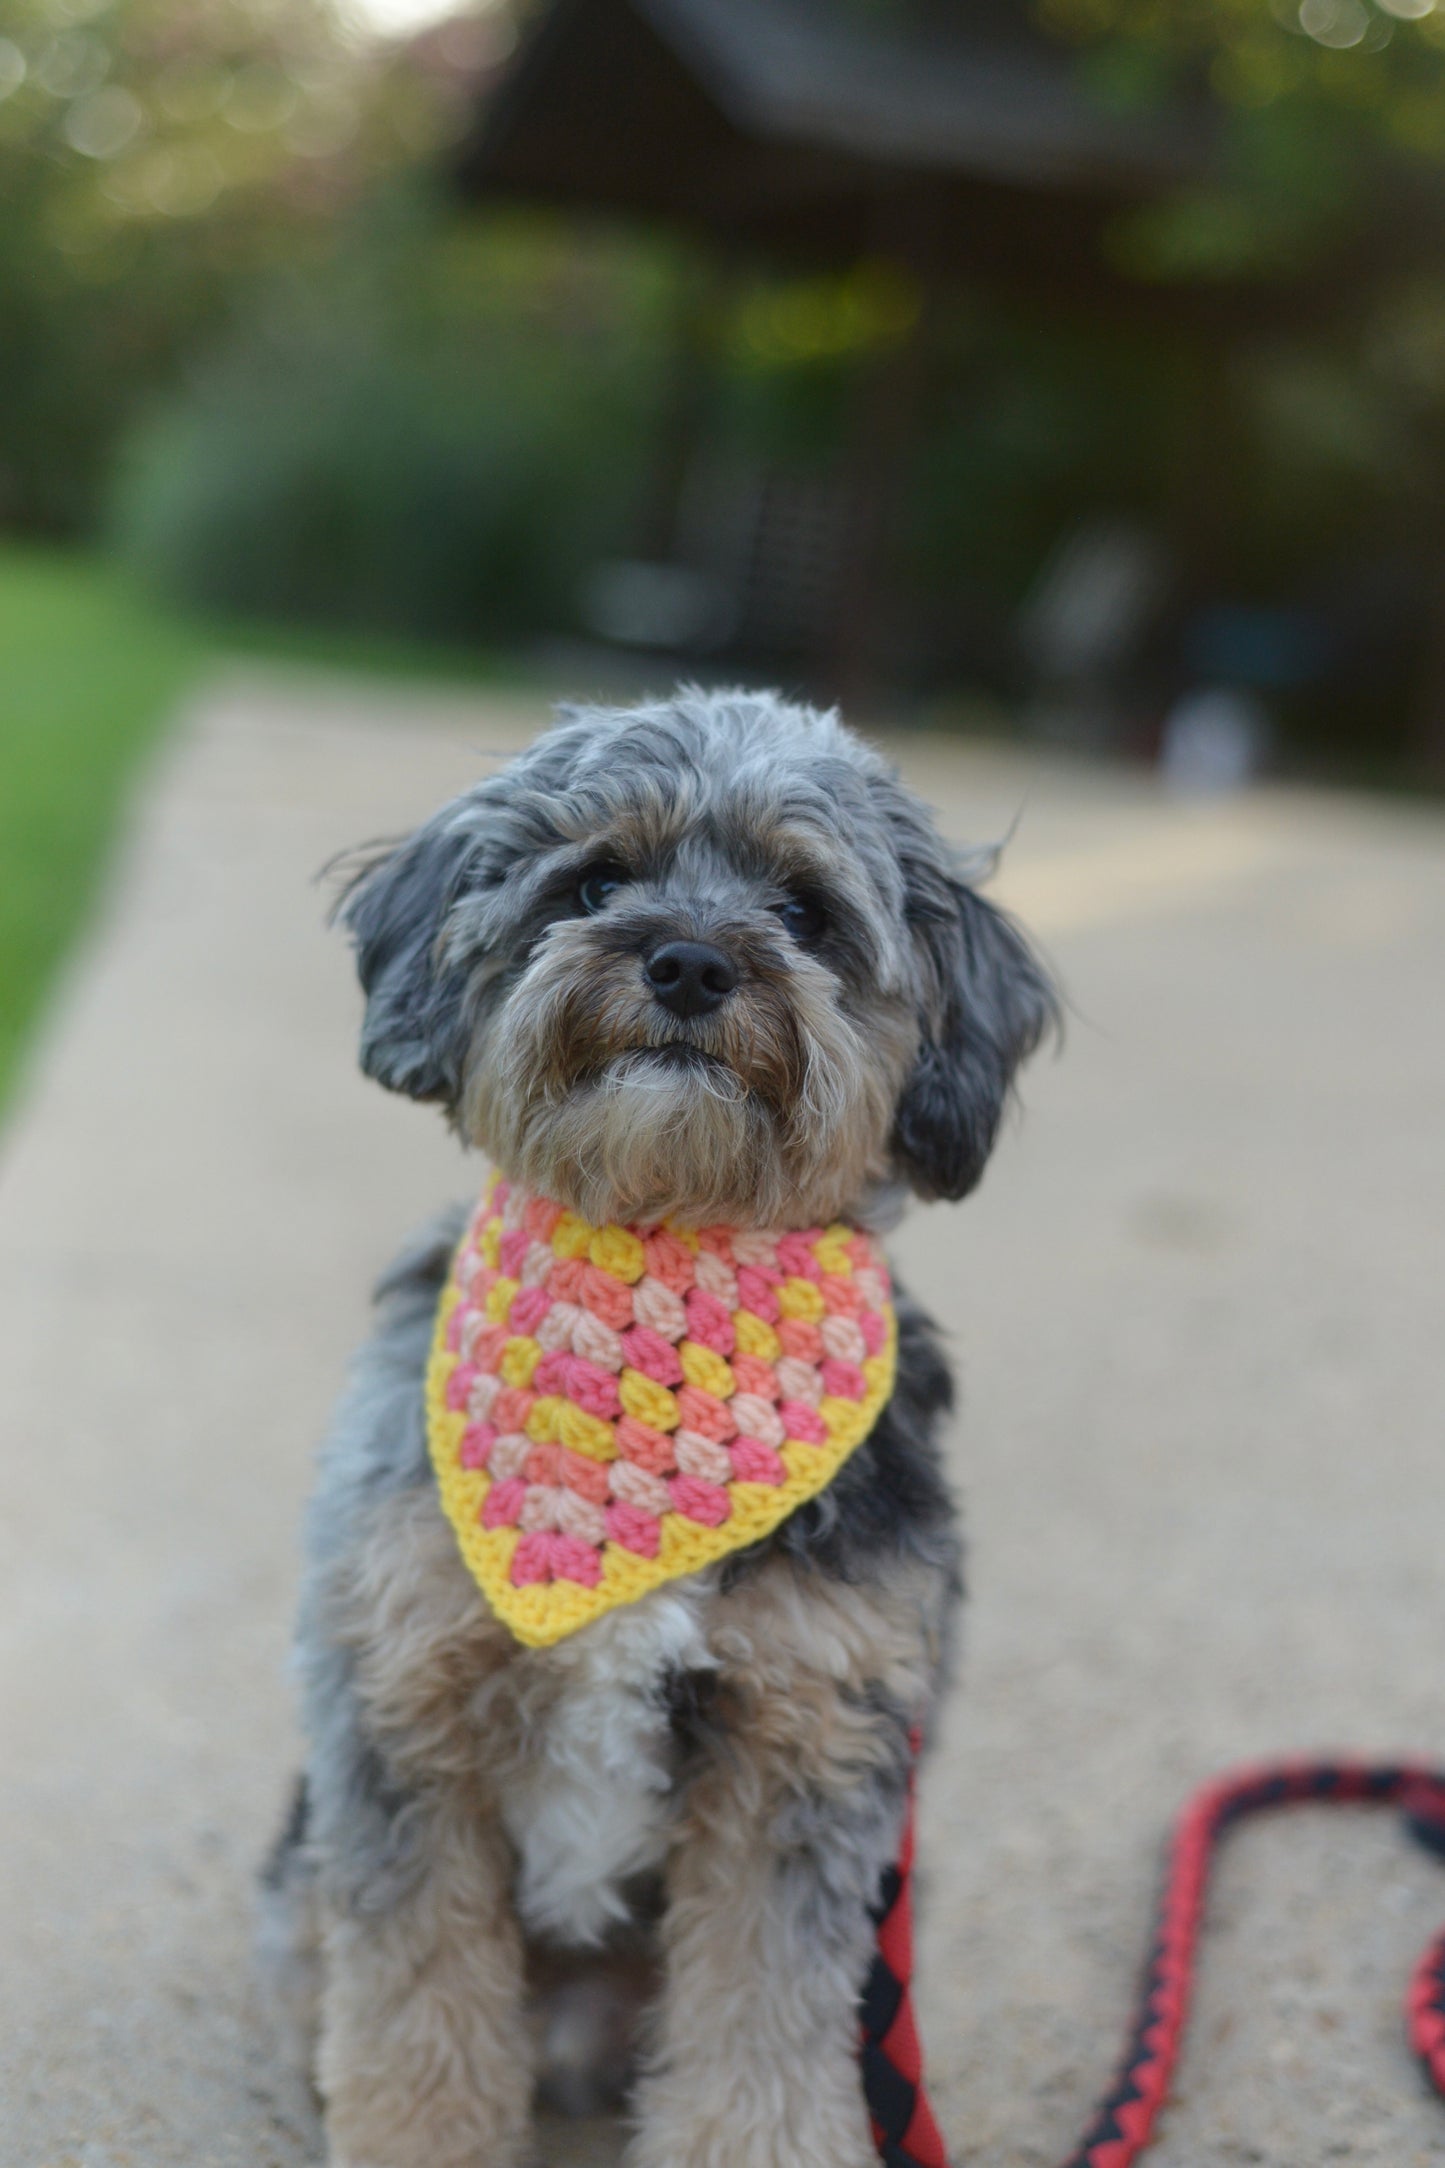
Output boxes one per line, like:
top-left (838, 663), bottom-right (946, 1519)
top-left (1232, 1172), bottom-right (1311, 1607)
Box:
top-left (425, 1174), bottom-right (898, 1646)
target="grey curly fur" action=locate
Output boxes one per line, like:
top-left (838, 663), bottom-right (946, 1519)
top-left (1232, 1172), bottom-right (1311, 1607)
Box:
top-left (269, 687), bottom-right (1055, 2168)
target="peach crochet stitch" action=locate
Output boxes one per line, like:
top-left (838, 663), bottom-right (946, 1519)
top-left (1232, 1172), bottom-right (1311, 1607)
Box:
top-left (425, 1174), bottom-right (898, 1646)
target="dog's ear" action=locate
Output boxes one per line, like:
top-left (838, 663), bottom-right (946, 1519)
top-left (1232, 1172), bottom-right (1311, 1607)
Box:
top-left (335, 812), bottom-right (479, 1105)
top-left (892, 867), bottom-right (1057, 1203)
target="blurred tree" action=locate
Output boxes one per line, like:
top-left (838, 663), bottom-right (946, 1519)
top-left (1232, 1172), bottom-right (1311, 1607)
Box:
top-left (108, 185), bottom-right (676, 640)
top-left (1031, 0), bottom-right (1445, 771)
top-left (1036, 0), bottom-right (1445, 282)
top-left (0, 0), bottom-right (492, 530)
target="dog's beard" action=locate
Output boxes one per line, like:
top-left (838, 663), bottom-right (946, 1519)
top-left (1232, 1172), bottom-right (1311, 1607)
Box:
top-left (463, 919), bottom-right (913, 1228)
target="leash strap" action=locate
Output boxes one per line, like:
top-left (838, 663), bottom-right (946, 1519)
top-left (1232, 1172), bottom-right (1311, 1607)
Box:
top-left (860, 1780), bottom-right (950, 2168)
top-left (859, 1757), bottom-right (1445, 2168)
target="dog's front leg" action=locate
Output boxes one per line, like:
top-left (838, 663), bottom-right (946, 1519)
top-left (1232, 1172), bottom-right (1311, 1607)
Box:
top-left (317, 1793), bottom-right (534, 2168)
top-left (629, 1575), bottom-right (934, 2168)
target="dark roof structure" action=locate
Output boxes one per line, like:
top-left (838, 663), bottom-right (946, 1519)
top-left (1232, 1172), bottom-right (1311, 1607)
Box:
top-left (575, 0), bottom-right (1197, 188)
top-left (457, 0), bottom-right (1214, 306)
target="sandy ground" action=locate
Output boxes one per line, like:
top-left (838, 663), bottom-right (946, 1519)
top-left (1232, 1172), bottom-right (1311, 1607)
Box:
top-left (1, 672), bottom-right (1443, 2168)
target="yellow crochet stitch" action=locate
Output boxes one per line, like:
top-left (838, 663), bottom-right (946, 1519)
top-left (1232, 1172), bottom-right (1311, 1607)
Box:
top-left (425, 1176), bottom-right (898, 1647)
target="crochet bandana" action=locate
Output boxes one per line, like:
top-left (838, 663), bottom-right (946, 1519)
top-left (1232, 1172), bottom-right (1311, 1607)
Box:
top-left (425, 1175), bottom-right (897, 1646)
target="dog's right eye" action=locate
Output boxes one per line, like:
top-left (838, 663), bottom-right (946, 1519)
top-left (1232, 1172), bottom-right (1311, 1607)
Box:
top-left (577, 864), bottom-right (629, 914)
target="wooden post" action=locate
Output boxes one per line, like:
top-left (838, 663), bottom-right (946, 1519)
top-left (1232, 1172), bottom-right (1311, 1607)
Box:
top-left (636, 254), bottom-right (732, 564)
top-left (1409, 561), bottom-right (1445, 784)
top-left (824, 289), bottom-right (931, 709)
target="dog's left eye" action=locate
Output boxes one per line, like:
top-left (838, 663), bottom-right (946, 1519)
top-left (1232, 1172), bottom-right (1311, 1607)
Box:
top-left (577, 864), bottom-right (629, 914)
top-left (776, 893), bottom-right (827, 945)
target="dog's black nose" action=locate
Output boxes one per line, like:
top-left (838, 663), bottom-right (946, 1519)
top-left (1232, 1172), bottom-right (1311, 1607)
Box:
top-left (644, 940), bottom-right (738, 1018)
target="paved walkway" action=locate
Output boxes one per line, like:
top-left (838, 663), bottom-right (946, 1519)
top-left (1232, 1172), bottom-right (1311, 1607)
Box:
top-left (2, 672), bottom-right (1443, 2168)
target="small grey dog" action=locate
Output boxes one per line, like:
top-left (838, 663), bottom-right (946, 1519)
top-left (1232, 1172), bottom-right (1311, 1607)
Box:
top-left (263, 688), bottom-right (1054, 2168)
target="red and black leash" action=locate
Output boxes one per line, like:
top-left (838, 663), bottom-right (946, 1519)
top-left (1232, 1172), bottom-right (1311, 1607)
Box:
top-left (860, 1757), bottom-right (1445, 2168)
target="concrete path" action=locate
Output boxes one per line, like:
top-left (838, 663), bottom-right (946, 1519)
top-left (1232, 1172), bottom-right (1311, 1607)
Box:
top-left (1, 672), bottom-right (1443, 2168)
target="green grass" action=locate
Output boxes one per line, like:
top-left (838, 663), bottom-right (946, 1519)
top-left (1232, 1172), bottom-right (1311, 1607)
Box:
top-left (0, 548), bottom-right (202, 1109)
top-left (0, 543), bottom-right (512, 1113)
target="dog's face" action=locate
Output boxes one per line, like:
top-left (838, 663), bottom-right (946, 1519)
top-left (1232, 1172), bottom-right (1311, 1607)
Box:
top-left (339, 689), bottom-right (1055, 1228)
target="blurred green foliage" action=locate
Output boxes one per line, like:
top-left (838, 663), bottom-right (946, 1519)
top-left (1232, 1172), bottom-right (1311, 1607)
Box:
top-left (0, 0), bottom-right (462, 531)
top-left (110, 196), bottom-right (670, 640)
top-left (1041, 0), bottom-right (1445, 279)
top-left (5, 0), bottom-right (1445, 751)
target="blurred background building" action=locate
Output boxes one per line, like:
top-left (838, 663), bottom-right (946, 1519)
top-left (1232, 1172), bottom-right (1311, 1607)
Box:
top-left (8, 0), bottom-right (1445, 803)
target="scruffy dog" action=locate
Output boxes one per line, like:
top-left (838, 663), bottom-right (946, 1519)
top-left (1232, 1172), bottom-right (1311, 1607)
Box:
top-left (262, 688), bottom-right (1054, 2168)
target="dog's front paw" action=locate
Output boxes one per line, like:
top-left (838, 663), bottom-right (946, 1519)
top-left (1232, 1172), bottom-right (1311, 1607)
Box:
top-left (322, 2081), bottom-right (530, 2168)
top-left (325, 2143), bottom-right (501, 2168)
top-left (627, 2071), bottom-right (878, 2168)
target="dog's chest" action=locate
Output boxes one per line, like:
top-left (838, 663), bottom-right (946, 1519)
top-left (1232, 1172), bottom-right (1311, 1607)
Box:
top-left (491, 1586), bottom-right (712, 1946)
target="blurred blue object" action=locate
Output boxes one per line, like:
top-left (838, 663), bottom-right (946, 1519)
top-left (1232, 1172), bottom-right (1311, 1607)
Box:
top-left (1183, 605), bottom-right (1335, 692)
